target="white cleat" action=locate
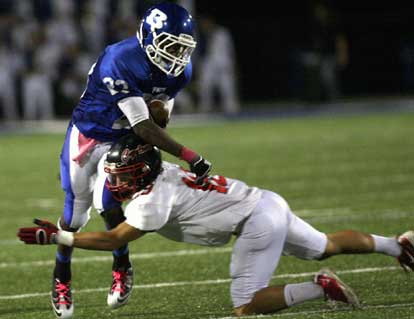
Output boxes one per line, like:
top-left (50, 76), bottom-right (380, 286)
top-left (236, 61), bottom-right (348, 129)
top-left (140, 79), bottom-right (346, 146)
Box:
top-left (51, 278), bottom-right (74, 318)
top-left (107, 267), bottom-right (134, 309)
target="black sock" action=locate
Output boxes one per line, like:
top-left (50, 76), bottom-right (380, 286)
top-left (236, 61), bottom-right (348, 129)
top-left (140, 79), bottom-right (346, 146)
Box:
top-left (112, 246), bottom-right (131, 271)
top-left (54, 251), bottom-right (72, 283)
top-left (102, 208), bottom-right (131, 271)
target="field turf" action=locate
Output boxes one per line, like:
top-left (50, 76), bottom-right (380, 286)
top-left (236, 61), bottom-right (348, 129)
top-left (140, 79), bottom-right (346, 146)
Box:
top-left (0, 111), bottom-right (413, 319)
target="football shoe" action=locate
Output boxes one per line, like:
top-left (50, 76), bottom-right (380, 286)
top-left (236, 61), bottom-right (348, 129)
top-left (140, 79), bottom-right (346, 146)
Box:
top-left (314, 268), bottom-right (361, 308)
top-left (397, 230), bottom-right (414, 271)
top-left (51, 278), bottom-right (73, 318)
top-left (107, 267), bottom-right (134, 309)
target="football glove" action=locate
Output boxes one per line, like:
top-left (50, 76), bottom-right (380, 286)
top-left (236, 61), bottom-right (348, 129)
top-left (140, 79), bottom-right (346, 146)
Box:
top-left (17, 219), bottom-right (58, 245)
top-left (190, 156), bottom-right (212, 184)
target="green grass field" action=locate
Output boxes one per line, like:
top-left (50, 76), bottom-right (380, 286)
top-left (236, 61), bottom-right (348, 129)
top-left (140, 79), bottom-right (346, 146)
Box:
top-left (1, 111), bottom-right (413, 319)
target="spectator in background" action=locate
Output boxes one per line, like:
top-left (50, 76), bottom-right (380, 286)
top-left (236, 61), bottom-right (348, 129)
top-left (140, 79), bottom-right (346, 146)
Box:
top-left (56, 42), bottom-right (88, 116)
top-left (170, 0), bottom-right (197, 113)
top-left (21, 64), bottom-right (54, 120)
top-left (400, 35), bottom-right (414, 94)
top-left (79, 0), bottom-right (110, 55)
top-left (0, 37), bottom-right (22, 121)
top-left (296, 0), bottom-right (349, 102)
top-left (0, 6), bottom-right (24, 121)
top-left (21, 26), bottom-right (54, 120)
top-left (195, 13), bottom-right (240, 115)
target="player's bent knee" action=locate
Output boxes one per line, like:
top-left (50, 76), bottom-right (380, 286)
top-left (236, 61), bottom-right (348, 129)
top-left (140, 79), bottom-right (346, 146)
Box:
top-left (319, 235), bottom-right (340, 259)
top-left (60, 210), bottom-right (90, 231)
top-left (58, 217), bottom-right (80, 232)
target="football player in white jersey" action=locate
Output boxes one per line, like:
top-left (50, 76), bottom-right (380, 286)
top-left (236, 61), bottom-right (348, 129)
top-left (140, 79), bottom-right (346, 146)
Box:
top-left (19, 134), bottom-right (414, 316)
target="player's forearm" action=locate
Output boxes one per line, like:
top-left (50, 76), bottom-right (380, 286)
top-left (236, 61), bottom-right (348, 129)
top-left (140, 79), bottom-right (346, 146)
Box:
top-left (133, 119), bottom-right (183, 157)
top-left (56, 230), bottom-right (123, 251)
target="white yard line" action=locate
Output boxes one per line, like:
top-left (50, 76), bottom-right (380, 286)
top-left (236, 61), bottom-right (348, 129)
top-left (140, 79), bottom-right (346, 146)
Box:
top-left (0, 265), bottom-right (399, 300)
top-left (0, 247), bottom-right (233, 268)
top-left (0, 239), bottom-right (20, 245)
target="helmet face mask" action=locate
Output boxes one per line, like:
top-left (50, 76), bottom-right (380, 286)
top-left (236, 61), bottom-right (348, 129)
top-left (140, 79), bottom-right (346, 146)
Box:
top-left (104, 162), bottom-right (151, 201)
top-left (104, 135), bottom-right (162, 201)
top-left (146, 32), bottom-right (195, 76)
top-left (138, 3), bottom-right (196, 77)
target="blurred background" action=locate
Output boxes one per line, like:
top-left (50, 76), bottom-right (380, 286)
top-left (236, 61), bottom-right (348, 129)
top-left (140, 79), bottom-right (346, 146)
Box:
top-left (0, 0), bottom-right (413, 123)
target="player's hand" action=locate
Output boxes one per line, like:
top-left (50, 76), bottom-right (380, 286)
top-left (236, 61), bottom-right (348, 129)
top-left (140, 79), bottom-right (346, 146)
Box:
top-left (17, 219), bottom-right (59, 245)
top-left (189, 156), bottom-right (212, 184)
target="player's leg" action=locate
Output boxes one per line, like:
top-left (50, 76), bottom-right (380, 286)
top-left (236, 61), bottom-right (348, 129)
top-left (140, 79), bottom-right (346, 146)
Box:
top-left (233, 191), bottom-right (358, 316)
top-left (320, 55), bottom-right (340, 100)
top-left (322, 230), bottom-right (400, 258)
top-left (280, 208), bottom-right (413, 312)
top-left (281, 216), bottom-right (361, 310)
top-left (198, 62), bottom-right (215, 113)
top-left (219, 69), bottom-right (240, 115)
top-left (38, 76), bottom-right (54, 120)
top-left (22, 77), bottom-right (37, 120)
top-left (284, 209), bottom-right (404, 261)
top-left (0, 72), bottom-right (18, 120)
top-left (322, 228), bottom-right (414, 271)
top-left (52, 129), bottom-right (85, 318)
top-left (93, 159), bottom-right (133, 309)
top-left (282, 213), bottom-right (403, 261)
top-left (53, 125), bottom-right (109, 318)
top-left (231, 191), bottom-right (291, 315)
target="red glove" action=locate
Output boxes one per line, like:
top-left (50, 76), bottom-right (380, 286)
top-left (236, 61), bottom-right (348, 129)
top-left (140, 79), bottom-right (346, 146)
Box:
top-left (17, 219), bottom-right (59, 245)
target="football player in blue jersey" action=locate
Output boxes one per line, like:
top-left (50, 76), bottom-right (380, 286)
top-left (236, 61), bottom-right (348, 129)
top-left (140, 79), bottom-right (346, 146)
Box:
top-left (49, 2), bottom-right (211, 318)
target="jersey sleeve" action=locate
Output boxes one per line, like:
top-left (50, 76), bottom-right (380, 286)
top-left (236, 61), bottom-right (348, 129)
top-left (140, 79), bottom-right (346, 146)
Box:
top-left (124, 180), bottom-right (175, 231)
top-left (118, 96), bottom-right (150, 127)
top-left (124, 201), bottom-right (171, 231)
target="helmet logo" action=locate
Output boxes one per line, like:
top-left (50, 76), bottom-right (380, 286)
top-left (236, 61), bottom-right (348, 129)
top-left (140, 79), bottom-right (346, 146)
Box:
top-left (120, 144), bottom-right (152, 164)
top-left (146, 8), bottom-right (168, 32)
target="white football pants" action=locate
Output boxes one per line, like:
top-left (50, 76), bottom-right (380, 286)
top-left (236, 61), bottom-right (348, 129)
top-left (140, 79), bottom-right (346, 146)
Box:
top-left (230, 190), bottom-right (327, 307)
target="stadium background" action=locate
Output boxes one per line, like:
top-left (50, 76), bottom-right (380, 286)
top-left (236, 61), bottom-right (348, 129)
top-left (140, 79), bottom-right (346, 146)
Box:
top-left (0, 0), bottom-right (414, 120)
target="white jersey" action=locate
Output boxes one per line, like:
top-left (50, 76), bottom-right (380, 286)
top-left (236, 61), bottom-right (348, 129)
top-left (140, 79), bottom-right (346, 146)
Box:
top-left (124, 162), bottom-right (262, 246)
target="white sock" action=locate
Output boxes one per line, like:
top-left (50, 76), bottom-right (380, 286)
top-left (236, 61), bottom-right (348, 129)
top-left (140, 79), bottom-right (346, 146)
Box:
top-left (283, 282), bottom-right (324, 307)
top-left (372, 234), bottom-right (402, 257)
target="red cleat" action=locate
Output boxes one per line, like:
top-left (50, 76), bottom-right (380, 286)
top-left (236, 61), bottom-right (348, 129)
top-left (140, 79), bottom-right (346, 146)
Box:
top-left (314, 268), bottom-right (361, 308)
top-left (397, 230), bottom-right (414, 272)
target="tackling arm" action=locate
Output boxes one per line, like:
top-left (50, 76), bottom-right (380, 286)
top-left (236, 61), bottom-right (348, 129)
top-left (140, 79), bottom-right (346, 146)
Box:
top-left (71, 222), bottom-right (143, 251)
top-left (18, 219), bottom-right (144, 251)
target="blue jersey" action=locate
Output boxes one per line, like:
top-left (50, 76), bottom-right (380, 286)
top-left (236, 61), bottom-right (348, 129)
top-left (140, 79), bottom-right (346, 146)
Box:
top-left (72, 36), bottom-right (192, 142)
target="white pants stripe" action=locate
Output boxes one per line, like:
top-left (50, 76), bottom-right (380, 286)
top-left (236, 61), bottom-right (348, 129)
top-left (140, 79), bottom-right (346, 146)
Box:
top-left (60, 124), bottom-right (112, 229)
